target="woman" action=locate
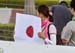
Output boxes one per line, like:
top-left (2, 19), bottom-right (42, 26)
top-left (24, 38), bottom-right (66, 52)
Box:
top-left (37, 5), bottom-right (57, 45)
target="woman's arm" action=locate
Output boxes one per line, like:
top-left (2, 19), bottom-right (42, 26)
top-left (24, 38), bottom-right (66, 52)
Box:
top-left (38, 32), bottom-right (53, 45)
top-left (38, 24), bottom-right (57, 45)
top-left (48, 24), bottom-right (57, 45)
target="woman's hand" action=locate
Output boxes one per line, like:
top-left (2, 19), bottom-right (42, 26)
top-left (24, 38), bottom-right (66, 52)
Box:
top-left (38, 32), bottom-right (46, 40)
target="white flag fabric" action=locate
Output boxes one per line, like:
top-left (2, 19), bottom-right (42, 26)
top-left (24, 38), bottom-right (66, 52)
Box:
top-left (14, 13), bottom-right (43, 44)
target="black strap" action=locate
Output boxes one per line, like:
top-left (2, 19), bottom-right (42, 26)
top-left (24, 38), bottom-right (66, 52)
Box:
top-left (47, 23), bottom-right (52, 40)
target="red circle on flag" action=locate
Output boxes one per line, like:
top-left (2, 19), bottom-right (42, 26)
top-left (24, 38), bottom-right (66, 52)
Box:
top-left (26, 26), bottom-right (34, 38)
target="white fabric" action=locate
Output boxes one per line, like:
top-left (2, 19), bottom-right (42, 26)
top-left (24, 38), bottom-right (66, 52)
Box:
top-left (45, 38), bottom-right (53, 45)
top-left (14, 13), bottom-right (43, 44)
top-left (44, 24), bottom-right (57, 45)
top-left (49, 24), bottom-right (57, 34)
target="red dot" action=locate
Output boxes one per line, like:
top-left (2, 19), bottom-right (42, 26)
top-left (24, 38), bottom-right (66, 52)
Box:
top-left (26, 26), bottom-right (34, 38)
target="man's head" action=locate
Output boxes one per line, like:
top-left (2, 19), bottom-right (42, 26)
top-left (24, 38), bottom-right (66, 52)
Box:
top-left (59, 1), bottom-right (68, 7)
top-left (70, 0), bottom-right (75, 16)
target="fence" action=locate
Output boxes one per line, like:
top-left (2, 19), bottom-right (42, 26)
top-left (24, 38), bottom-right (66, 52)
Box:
top-left (0, 41), bottom-right (75, 53)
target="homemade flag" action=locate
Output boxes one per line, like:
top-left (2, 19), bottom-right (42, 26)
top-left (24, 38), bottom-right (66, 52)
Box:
top-left (14, 13), bottom-right (43, 44)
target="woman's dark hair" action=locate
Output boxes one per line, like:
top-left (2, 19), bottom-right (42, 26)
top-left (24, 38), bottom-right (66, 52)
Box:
top-left (70, 0), bottom-right (75, 11)
top-left (37, 5), bottom-right (53, 22)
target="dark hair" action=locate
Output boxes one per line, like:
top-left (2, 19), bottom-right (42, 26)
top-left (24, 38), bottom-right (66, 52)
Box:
top-left (59, 1), bottom-right (68, 7)
top-left (70, 0), bottom-right (75, 11)
top-left (37, 5), bottom-right (53, 22)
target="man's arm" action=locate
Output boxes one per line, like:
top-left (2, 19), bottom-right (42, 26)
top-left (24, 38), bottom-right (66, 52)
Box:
top-left (61, 23), bottom-right (72, 45)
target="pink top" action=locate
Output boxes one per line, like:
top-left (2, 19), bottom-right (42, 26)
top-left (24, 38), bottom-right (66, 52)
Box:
top-left (42, 18), bottom-right (57, 45)
top-left (42, 18), bottom-right (51, 38)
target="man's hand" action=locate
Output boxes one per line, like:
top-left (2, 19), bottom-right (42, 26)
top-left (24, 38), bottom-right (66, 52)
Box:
top-left (62, 39), bottom-right (69, 45)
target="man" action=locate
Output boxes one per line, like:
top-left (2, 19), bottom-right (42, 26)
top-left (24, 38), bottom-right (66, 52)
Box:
top-left (51, 1), bottom-right (72, 45)
top-left (61, 0), bottom-right (75, 46)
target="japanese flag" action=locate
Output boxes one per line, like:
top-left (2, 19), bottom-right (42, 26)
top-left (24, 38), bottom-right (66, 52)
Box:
top-left (14, 13), bottom-right (43, 44)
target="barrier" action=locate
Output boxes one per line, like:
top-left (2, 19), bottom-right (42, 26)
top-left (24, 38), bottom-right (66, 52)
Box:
top-left (0, 40), bottom-right (75, 53)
